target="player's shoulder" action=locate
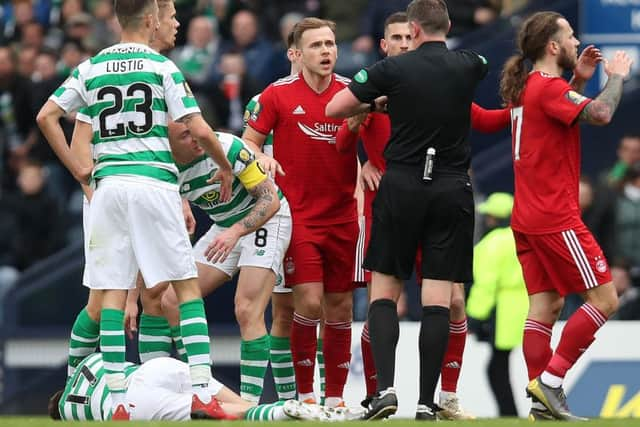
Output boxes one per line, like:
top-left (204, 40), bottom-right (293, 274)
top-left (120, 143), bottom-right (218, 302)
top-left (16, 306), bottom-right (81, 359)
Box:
top-left (530, 71), bottom-right (570, 90)
top-left (272, 73), bottom-right (301, 88)
top-left (334, 73), bottom-right (351, 87)
top-left (452, 49), bottom-right (488, 66)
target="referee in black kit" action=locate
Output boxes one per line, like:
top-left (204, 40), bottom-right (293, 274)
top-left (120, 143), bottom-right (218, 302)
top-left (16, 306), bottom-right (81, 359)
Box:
top-left (326, 0), bottom-right (487, 421)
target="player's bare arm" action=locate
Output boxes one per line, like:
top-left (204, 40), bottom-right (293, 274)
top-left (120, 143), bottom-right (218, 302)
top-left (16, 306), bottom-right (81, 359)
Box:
top-left (242, 126), bottom-right (285, 176)
top-left (36, 101), bottom-right (92, 183)
top-left (204, 178), bottom-right (280, 264)
top-left (579, 51), bottom-right (633, 125)
top-left (180, 113), bottom-right (234, 201)
top-left (70, 120), bottom-right (95, 200)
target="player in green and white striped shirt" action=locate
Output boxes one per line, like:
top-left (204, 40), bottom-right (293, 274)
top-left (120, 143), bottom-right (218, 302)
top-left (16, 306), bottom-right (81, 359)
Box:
top-left (48, 353), bottom-right (335, 422)
top-left (36, 0), bottom-right (234, 420)
top-left (156, 121), bottom-right (292, 404)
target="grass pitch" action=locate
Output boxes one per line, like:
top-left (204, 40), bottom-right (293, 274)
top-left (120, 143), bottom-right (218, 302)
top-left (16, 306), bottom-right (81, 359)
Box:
top-left (3, 418), bottom-right (640, 426)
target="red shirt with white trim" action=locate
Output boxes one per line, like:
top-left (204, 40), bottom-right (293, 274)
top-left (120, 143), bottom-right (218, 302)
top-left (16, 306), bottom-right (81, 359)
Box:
top-left (510, 71), bottom-right (592, 234)
top-left (248, 72), bottom-right (357, 225)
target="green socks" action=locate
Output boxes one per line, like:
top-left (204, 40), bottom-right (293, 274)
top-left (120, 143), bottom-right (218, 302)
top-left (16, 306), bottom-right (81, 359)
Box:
top-left (138, 313), bottom-right (172, 363)
top-left (270, 335), bottom-right (296, 400)
top-left (68, 308), bottom-right (99, 376)
top-left (240, 335), bottom-right (270, 403)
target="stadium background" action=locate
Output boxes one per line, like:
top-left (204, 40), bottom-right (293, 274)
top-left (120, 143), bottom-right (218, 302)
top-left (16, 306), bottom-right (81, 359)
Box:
top-left (1, 0), bottom-right (640, 419)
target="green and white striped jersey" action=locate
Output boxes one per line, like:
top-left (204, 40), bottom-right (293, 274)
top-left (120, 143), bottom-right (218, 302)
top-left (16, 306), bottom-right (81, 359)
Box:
top-left (178, 132), bottom-right (283, 227)
top-left (50, 42), bottom-right (200, 186)
top-left (243, 94), bottom-right (273, 156)
top-left (59, 353), bottom-right (138, 421)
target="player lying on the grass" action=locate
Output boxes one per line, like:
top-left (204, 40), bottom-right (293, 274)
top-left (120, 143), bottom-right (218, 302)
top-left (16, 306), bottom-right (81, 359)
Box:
top-left (48, 353), bottom-right (335, 421)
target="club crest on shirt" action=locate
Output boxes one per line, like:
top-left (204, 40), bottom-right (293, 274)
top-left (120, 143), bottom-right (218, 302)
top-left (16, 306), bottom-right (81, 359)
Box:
top-left (595, 256), bottom-right (608, 273)
top-left (565, 90), bottom-right (587, 105)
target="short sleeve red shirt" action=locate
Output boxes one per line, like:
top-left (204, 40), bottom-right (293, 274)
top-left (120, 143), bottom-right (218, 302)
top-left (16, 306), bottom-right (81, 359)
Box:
top-left (248, 72), bottom-right (358, 225)
top-left (510, 71), bottom-right (592, 234)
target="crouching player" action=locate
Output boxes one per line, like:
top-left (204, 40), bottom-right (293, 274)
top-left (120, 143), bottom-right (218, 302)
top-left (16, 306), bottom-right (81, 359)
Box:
top-left (49, 353), bottom-right (333, 421)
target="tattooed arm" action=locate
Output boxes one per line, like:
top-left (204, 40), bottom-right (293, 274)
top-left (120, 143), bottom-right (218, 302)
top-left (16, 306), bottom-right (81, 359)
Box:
top-left (579, 51), bottom-right (633, 126)
top-left (578, 75), bottom-right (623, 125)
top-left (204, 178), bottom-right (280, 263)
top-left (239, 179), bottom-right (280, 233)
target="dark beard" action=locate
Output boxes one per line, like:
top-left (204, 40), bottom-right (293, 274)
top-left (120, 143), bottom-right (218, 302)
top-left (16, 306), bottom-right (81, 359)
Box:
top-left (558, 46), bottom-right (577, 71)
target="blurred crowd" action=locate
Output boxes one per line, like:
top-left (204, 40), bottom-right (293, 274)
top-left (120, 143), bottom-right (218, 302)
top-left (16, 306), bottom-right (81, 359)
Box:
top-left (6, 1), bottom-right (640, 323)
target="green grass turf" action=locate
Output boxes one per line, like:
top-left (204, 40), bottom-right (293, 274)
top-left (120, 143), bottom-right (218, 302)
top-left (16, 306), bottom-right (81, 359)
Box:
top-left (2, 418), bottom-right (640, 426)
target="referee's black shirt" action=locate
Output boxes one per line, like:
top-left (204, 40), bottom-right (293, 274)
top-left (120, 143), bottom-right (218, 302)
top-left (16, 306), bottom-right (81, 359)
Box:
top-left (348, 41), bottom-right (488, 173)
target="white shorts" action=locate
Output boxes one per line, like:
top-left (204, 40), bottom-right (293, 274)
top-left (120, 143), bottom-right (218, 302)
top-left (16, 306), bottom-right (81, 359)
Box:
top-left (193, 199), bottom-right (292, 280)
top-left (127, 357), bottom-right (223, 421)
top-left (272, 266), bottom-right (290, 294)
top-left (82, 196), bottom-right (91, 288)
top-left (87, 177), bottom-right (197, 290)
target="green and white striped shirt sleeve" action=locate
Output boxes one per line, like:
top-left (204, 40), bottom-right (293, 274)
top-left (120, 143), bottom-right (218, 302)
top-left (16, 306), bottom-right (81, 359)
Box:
top-left (49, 63), bottom-right (88, 113)
top-left (163, 60), bottom-right (201, 121)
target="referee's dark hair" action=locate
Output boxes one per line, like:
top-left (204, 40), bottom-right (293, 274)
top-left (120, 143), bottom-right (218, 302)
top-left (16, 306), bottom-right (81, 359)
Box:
top-left (407, 0), bottom-right (449, 35)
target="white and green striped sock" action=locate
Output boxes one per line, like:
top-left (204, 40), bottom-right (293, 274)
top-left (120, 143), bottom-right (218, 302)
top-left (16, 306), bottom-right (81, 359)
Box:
top-left (138, 313), bottom-right (172, 363)
top-left (179, 299), bottom-right (211, 398)
top-left (244, 401), bottom-right (287, 421)
top-left (316, 338), bottom-right (325, 405)
top-left (170, 324), bottom-right (188, 362)
top-left (270, 335), bottom-right (296, 400)
top-left (68, 308), bottom-right (99, 376)
top-left (240, 334), bottom-right (270, 403)
top-left (100, 308), bottom-right (127, 408)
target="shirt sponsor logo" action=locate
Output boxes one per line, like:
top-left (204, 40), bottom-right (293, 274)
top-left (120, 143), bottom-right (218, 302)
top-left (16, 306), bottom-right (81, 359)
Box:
top-left (297, 122), bottom-right (339, 144)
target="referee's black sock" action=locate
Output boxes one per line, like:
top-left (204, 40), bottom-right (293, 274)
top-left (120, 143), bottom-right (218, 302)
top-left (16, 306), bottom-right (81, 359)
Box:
top-left (418, 305), bottom-right (450, 407)
top-left (368, 298), bottom-right (399, 392)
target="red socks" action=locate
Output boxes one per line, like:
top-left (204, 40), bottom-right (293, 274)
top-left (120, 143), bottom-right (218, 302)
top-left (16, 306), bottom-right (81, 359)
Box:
top-left (440, 318), bottom-right (467, 392)
top-left (323, 320), bottom-right (352, 399)
top-left (291, 313), bottom-right (319, 395)
top-left (546, 303), bottom-right (606, 378)
top-left (523, 319), bottom-right (553, 380)
top-left (361, 322), bottom-right (377, 397)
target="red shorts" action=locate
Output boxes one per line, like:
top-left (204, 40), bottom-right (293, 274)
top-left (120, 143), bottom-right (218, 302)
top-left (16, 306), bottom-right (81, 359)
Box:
top-left (514, 224), bottom-right (612, 296)
top-left (353, 215), bottom-right (368, 286)
top-left (284, 220), bottom-right (359, 293)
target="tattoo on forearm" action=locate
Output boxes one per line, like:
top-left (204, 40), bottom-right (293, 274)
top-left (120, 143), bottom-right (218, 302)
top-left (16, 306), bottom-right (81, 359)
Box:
top-left (242, 181), bottom-right (274, 231)
top-left (579, 75), bottom-right (623, 124)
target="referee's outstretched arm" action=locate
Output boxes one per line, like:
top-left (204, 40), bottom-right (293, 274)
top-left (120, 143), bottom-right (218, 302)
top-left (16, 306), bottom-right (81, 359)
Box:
top-left (326, 91), bottom-right (387, 118)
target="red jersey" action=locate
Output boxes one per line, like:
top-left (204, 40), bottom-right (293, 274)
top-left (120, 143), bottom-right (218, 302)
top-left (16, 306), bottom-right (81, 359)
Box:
top-left (248, 72), bottom-right (357, 225)
top-left (510, 71), bottom-right (592, 234)
top-left (335, 104), bottom-right (510, 219)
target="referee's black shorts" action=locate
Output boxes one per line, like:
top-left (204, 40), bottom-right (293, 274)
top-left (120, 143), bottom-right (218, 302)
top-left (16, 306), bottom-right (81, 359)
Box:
top-left (363, 166), bottom-right (474, 282)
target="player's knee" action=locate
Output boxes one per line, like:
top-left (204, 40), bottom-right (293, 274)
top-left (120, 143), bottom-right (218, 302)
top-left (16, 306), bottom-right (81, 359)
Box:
top-left (85, 303), bottom-right (101, 323)
top-left (234, 298), bottom-right (259, 327)
top-left (587, 285), bottom-right (619, 317)
top-left (450, 295), bottom-right (466, 317)
top-left (160, 292), bottom-right (178, 316)
top-left (323, 294), bottom-right (353, 321)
